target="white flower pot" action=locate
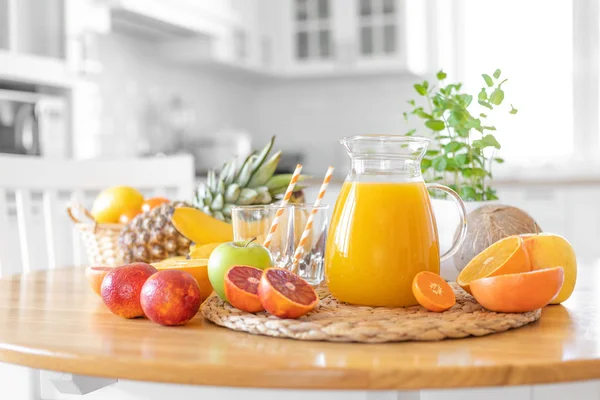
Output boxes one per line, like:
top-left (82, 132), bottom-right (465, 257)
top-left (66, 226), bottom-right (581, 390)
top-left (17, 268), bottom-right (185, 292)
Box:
top-left (432, 198), bottom-right (498, 281)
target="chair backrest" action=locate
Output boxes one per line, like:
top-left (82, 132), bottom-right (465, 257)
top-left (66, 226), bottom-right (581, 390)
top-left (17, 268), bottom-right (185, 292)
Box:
top-left (0, 154), bottom-right (195, 277)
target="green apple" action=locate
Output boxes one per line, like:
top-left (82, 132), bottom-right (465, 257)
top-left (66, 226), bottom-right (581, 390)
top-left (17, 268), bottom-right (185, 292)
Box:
top-left (208, 238), bottom-right (273, 300)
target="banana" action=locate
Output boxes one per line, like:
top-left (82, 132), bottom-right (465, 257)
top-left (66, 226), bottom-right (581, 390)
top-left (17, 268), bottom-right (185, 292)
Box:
top-left (172, 207), bottom-right (233, 245)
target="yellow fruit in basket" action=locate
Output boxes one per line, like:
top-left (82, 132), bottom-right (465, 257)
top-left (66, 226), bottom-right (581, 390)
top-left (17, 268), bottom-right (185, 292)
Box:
top-left (172, 207), bottom-right (233, 244)
top-left (91, 186), bottom-right (144, 224)
top-left (189, 242), bottom-right (224, 259)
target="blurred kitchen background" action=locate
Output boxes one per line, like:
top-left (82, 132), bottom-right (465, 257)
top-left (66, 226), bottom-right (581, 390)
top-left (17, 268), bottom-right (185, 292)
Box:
top-left (1, 0), bottom-right (598, 264)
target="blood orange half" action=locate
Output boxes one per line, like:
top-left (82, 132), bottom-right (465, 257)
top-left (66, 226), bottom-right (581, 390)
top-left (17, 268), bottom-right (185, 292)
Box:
top-left (258, 268), bottom-right (318, 319)
top-left (85, 266), bottom-right (113, 297)
top-left (224, 265), bottom-right (264, 313)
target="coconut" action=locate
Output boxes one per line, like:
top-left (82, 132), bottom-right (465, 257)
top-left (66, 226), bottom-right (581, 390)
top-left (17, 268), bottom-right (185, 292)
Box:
top-left (453, 205), bottom-right (541, 272)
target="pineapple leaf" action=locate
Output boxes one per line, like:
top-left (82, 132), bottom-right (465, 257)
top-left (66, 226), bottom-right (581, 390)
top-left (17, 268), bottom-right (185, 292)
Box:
top-left (223, 160), bottom-right (236, 185)
top-left (248, 150), bottom-right (281, 188)
top-left (270, 184), bottom-right (307, 196)
top-left (237, 188), bottom-right (259, 205)
top-left (266, 174), bottom-right (309, 191)
top-left (234, 151), bottom-right (256, 183)
top-left (251, 136), bottom-right (275, 171)
top-left (211, 193), bottom-right (224, 210)
top-left (236, 155), bottom-right (257, 187)
top-left (207, 170), bottom-right (217, 193)
top-left (219, 160), bottom-right (232, 184)
top-left (225, 183), bottom-right (241, 203)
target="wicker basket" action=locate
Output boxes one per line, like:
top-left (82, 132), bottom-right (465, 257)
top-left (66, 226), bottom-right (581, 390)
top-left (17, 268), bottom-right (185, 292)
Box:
top-left (67, 205), bottom-right (124, 266)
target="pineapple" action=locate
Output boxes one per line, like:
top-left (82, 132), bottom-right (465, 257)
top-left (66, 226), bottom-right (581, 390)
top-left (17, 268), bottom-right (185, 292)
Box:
top-left (118, 202), bottom-right (191, 264)
top-left (194, 136), bottom-right (305, 223)
top-left (117, 137), bottom-right (304, 264)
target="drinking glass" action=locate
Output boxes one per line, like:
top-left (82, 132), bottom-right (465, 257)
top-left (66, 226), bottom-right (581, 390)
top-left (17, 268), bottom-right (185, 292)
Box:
top-left (231, 204), bottom-right (329, 286)
top-left (290, 204), bottom-right (329, 286)
top-left (232, 205), bottom-right (294, 269)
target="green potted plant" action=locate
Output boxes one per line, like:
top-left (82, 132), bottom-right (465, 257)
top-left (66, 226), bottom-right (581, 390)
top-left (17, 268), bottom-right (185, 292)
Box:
top-left (404, 69), bottom-right (517, 278)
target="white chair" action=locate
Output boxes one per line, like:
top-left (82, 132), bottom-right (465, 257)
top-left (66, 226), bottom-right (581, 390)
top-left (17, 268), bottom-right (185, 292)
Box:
top-left (0, 154), bottom-right (196, 400)
top-left (0, 154), bottom-right (195, 276)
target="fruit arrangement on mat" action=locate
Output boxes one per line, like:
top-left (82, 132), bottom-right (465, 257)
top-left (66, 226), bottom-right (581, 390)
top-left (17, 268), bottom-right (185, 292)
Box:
top-left (79, 136), bottom-right (577, 333)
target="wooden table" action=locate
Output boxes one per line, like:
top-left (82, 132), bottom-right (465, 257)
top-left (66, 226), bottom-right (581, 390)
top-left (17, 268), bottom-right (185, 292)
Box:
top-left (0, 265), bottom-right (599, 396)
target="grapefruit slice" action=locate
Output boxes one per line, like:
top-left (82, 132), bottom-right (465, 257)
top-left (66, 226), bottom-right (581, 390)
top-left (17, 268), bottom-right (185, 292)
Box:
top-left (470, 267), bottom-right (564, 313)
top-left (412, 271), bottom-right (456, 312)
top-left (258, 268), bottom-right (318, 319)
top-left (85, 266), bottom-right (112, 297)
top-left (224, 265), bottom-right (264, 313)
top-left (457, 235), bottom-right (531, 294)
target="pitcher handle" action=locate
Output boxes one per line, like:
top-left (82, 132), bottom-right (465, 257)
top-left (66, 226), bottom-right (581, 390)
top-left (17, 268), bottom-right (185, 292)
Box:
top-left (427, 183), bottom-right (468, 262)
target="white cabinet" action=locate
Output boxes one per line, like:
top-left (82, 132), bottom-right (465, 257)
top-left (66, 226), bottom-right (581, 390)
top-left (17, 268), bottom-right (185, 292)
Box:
top-left (0, 0), bottom-right (109, 87)
top-left (147, 0), bottom-right (425, 77)
top-left (257, 0), bottom-right (416, 77)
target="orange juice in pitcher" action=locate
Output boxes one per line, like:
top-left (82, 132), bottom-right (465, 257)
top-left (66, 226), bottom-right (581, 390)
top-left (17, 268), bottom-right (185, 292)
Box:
top-left (325, 135), bottom-right (467, 307)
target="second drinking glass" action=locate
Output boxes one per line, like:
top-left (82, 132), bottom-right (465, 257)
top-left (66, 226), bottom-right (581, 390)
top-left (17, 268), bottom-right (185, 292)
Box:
top-left (231, 204), bottom-right (328, 286)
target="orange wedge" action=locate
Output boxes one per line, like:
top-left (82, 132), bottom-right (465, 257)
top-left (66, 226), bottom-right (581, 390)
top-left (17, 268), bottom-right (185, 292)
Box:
top-left (470, 267), bottom-right (564, 313)
top-left (412, 271), bottom-right (455, 312)
top-left (457, 235), bottom-right (531, 294)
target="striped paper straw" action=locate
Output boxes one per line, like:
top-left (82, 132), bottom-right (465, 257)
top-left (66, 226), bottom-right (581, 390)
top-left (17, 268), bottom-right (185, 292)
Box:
top-left (291, 166), bottom-right (334, 271)
top-left (263, 164), bottom-right (303, 249)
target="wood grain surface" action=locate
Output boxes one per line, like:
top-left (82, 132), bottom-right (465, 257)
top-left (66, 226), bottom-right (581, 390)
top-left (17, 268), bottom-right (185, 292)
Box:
top-left (0, 264), bottom-right (598, 390)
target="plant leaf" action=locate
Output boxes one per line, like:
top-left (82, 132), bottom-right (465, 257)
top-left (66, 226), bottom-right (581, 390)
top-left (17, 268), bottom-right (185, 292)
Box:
top-left (490, 89), bottom-right (505, 105)
top-left (444, 141), bottom-right (465, 153)
top-left (482, 125), bottom-right (497, 131)
top-left (414, 84), bottom-right (427, 96)
top-left (458, 94), bottom-right (473, 107)
top-left (494, 157), bottom-right (505, 164)
top-left (509, 104), bottom-right (519, 114)
top-left (460, 186), bottom-right (477, 201)
top-left (493, 69), bottom-right (501, 79)
top-left (478, 100), bottom-right (493, 110)
top-left (473, 134), bottom-right (501, 150)
top-left (405, 129), bottom-right (416, 136)
top-left (437, 70), bottom-right (447, 80)
top-left (415, 109), bottom-right (433, 119)
top-left (455, 154), bottom-right (469, 166)
top-left (426, 149), bottom-right (440, 156)
top-left (482, 74), bottom-right (494, 87)
top-left (421, 158), bottom-right (432, 171)
top-left (480, 113), bottom-right (487, 118)
top-left (407, 99), bottom-right (415, 106)
top-left (432, 156), bottom-right (448, 172)
top-left (464, 118), bottom-right (482, 130)
top-left (478, 88), bottom-right (487, 101)
top-left (425, 120), bottom-right (446, 131)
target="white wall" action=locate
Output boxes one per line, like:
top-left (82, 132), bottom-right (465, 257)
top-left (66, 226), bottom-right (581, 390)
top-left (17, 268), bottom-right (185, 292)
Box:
top-left (89, 33), bottom-right (258, 158)
top-left (90, 32), bottom-right (420, 177)
top-left (252, 74), bottom-right (419, 177)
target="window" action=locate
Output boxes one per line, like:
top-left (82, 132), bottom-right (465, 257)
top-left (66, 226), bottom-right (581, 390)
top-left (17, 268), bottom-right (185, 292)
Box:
top-left (451, 0), bottom-right (574, 168)
top-left (294, 0), bottom-right (332, 61)
top-left (358, 0), bottom-right (398, 56)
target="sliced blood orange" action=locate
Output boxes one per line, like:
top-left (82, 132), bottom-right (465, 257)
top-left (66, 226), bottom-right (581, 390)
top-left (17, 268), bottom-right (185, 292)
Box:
top-left (85, 266), bottom-right (112, 297)
top-left (457, 235), bottom-right (531, 294)
top-left (258, 268), bottom-right (318, 319)
top-left (470, 267), bottom-right (564, 313)
top-left (224, 265), bottom-right (264, 313)
top-left (412, 271), bottom-right (456, 312)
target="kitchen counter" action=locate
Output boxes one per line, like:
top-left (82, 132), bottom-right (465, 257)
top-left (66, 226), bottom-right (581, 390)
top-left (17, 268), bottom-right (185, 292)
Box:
top-left (0, 264), bottom-right (599, 399)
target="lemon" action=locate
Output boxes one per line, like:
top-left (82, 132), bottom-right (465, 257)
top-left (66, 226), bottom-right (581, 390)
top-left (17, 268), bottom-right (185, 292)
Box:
top-left (91, 186), bottom-right (144, 224)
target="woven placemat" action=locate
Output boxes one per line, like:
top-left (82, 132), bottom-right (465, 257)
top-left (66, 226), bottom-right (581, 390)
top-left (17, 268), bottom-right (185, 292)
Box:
top-left (201, 283), bottom-right (541, 343)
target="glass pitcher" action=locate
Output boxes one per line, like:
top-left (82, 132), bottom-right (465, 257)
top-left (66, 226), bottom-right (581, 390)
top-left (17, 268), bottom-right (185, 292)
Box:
top-left (325, 135), bottom-right (467, 307)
